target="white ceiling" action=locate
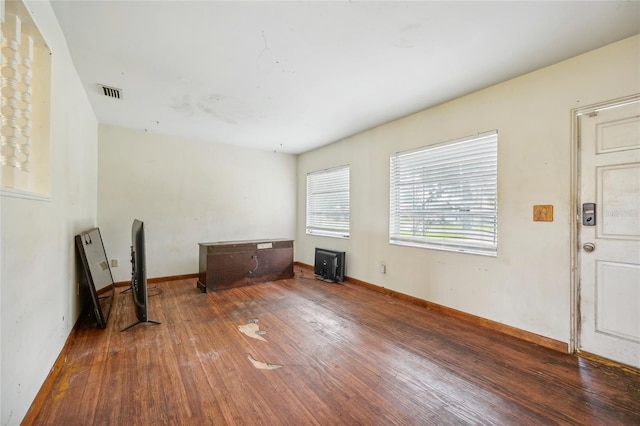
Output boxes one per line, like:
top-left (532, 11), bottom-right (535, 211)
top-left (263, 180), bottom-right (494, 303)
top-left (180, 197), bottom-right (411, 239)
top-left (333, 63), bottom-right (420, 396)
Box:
top-left (50, 1), bottom-right (640, 154)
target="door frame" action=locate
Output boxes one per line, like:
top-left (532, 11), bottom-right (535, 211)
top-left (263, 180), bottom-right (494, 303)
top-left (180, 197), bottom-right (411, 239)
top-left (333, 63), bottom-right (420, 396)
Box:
top-left (569, 93), bottom-right (640, 356)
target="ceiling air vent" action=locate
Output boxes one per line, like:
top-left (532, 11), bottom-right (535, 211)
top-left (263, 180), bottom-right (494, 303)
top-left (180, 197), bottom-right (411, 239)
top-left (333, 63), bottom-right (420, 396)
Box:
top-left (98, 84), bottom-right (122, 99)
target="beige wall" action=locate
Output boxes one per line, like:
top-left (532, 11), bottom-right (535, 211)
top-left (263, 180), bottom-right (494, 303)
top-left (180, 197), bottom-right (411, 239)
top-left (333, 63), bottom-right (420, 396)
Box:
top-left (2, 6), bottom-right (637, 423)
top-left (97, 125), bottom-right (297, 283)
top-left (0, 1), bottom-right (98, 424)
top-left (296, 35), bottom-right (640, 344)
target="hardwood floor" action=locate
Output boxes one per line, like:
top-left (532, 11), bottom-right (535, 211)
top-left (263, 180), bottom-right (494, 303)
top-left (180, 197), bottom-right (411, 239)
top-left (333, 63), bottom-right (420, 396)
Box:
top-left (25, 268), bottom-right (640, 425)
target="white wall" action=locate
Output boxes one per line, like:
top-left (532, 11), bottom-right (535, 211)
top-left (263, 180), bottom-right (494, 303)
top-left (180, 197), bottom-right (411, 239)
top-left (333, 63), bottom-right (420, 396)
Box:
top-left (0, 8), bottom-right (634, 423)
top-left (98, 125), bottom-right (297, 282)
top-left (296, 35), bottom-right (640, 344)
top-left (0, 1), bottom-right (98, 424)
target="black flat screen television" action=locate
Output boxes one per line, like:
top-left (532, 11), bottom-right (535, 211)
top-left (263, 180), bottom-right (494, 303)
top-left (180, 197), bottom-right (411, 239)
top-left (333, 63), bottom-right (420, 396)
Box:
top-left (314, 248), bottom-right (345, 283)
top-left (75, 227), bottom-right (115, 328)
top-left (122, 219), bottom-right (160, 331)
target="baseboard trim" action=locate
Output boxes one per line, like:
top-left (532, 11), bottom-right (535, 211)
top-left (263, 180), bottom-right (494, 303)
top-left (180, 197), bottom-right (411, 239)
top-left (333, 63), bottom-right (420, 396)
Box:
top-left (113, 273), bottom-right (198, 288)
top-left (21, 317), bottom-right (80, 425)
top-left (577, 351), bottom-right (640, 375)
top-left (294, 262), bottom-right (567, 353)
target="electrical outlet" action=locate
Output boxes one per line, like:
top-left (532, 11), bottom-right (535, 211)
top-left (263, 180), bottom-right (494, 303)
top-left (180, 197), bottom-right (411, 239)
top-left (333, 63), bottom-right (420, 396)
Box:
top-left (111, 258), bottom-right (119, 267)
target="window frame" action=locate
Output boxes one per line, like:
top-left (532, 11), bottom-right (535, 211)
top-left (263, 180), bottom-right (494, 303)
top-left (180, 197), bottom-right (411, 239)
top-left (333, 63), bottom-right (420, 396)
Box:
top-left (306, 164), bottom-right (350, 239)
top-left (389, 131), bottom-right (498, 256)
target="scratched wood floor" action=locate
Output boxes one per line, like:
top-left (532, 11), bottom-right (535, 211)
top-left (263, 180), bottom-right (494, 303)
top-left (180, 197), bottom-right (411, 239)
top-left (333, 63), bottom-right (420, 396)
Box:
top-left (25, 268), bottom-right (640, 425)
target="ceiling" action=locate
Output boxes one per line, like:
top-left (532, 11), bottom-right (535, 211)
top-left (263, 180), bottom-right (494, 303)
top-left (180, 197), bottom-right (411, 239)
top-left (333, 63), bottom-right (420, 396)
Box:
top-left (50, 1), bottom-right (640, 154)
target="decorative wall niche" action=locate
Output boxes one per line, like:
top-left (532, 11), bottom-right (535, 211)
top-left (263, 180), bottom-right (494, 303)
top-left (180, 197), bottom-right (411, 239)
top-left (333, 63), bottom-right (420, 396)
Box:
top-left (1, 0), bottom-right (51, 199)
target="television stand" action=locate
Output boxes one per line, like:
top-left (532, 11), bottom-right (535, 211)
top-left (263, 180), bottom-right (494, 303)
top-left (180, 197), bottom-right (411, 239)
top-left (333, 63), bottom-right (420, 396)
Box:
top-left (316, 276), bottom-right (339, 283)
top-left (121, 318), bottom-right (161, 332)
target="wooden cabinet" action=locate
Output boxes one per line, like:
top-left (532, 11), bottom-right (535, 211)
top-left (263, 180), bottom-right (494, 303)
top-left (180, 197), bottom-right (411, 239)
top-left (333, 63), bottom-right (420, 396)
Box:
top-left (197, 239), bottom-right (294, 292)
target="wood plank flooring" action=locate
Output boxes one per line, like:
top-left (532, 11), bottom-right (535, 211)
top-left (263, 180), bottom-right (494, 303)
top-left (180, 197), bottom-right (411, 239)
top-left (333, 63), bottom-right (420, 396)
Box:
top-left (25, 268), bottom-right (640, 425)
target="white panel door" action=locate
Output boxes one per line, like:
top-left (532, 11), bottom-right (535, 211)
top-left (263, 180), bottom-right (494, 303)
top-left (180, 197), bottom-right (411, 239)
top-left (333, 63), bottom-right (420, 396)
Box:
top-left (579, 98), bottom-right (640, 368)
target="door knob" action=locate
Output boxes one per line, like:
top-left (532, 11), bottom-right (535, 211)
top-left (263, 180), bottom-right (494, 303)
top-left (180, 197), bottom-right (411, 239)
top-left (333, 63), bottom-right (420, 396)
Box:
top-left (583, 242), bottom-right (595, 252)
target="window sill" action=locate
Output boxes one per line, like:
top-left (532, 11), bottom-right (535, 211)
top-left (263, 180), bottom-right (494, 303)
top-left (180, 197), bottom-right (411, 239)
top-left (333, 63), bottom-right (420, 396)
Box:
top-left (306, 231), bottom-right (350, 239)
top-left (1, 187), bottom-right (51, 202)
top-left (389, 239), bottom-right (497, 257)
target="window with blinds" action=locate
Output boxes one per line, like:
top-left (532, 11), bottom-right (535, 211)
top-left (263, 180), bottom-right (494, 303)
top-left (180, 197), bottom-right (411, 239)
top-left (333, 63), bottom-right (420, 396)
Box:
top-left (389, 131), bottom-right (498, 256)
top-left (306, 165), bottom-right (350, 238)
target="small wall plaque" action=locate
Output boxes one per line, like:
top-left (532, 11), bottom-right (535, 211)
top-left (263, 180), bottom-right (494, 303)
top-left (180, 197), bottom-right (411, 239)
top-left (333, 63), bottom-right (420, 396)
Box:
top-left (533, 205), bottom-right (553, 222)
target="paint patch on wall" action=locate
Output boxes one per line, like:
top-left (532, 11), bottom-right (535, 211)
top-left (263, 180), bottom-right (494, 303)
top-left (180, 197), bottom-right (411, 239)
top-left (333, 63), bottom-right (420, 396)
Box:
top-left (533, 205), bottom-right (553, 222)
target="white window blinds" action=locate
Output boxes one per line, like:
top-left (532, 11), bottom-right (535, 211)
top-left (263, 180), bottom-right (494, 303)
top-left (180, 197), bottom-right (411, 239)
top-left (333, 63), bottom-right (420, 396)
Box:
top-left (306, 165), bottom-right (350, 238)
top-left (390, 131), bottom-right (498, 256)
